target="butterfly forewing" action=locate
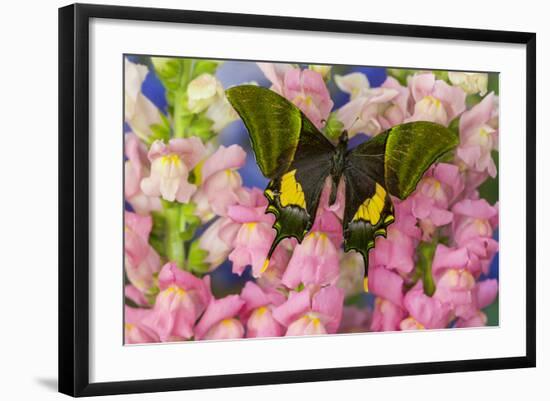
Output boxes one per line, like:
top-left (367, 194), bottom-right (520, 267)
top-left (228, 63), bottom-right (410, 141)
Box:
top-left (226, 85), bottom-right (303, 179)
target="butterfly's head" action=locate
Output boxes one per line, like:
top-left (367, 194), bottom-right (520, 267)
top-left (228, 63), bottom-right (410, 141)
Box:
top-left (338, 130), bottom-right (349, 148)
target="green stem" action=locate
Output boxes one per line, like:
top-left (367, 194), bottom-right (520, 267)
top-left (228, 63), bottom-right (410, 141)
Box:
top-left (164, 205), bottom-right (186, 269)
top-left (407, 235), bottom-right (439, 296)
top-left (419, 243), bottom-right (436, 296)
top-left (173, 59), bottom-right (194, 138)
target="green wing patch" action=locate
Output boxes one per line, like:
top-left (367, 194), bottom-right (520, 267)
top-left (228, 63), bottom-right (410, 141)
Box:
top-left (382, 121), bottom-right (459, 200)
top-left (225, 85), bottom-right (302, 178)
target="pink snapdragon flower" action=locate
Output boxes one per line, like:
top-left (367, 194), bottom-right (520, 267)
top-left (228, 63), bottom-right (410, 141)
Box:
top-left (368, 265), bottom-right (405, 307)
top-left (124, 211), bottom-right (161, 292)
top-left (141, 137), bottom-right (206, 203)
top-left (125, 133), bottom-right (161, 215)
top-left (431, 246), bottom-right (478, 320)
top-left (400, 283), bottom-right (452, 330)
top-left (125, 284), bottom-right (148, 307)
top-left (452, 199), bottom-right (499, 276)
top-left (336, 251), bottom-right (365, 297)
top-left (192, 144), bottom-right (247, 221)
top-left (456, 93), bottom-right (498, 177)
top-left (125, 306), bottom-right (159, 344)
top-left (406, 73), bottom-right (466, 126)
top-left (194, 295), bottom-right (245, 340)
top-left (281, 231), bottom-right (340, 289)
top-left (186, 72), bottom-right (239, 132)
top-left (370, 297), bottom-right (406, 332)
top-left (336, 74), bottom-right (409, 136)
top-left (197, 217), bottom-right (236, 271)
top-left (452, 199), bottom-right (498, 245)
top-left (432, 243), bottom-right (497, 316)
top-left (455, 279), bottom-right (498, 327)
top-left (317, 177), bottom-right (346, 220)
top-left (432, 244), bottom-right (470, 280)
top-left (410, 163), bottom-right (464, 240)
top-left (273, 286), bottom-right (344, 336)
top-left (256, 62), bottom-right (293, 94)
top-left (281, 209), bottom-right (342, 289)
top-left (254, 239), bottom-right (293, 290)
top-left (225, 188), bottom-right (289, 278)
top-left (258, 63), bottom-right (333, 128)
top-left (142, 262), bottom-right (211, 341)
top-left (240, 282), bottom-right (286, 338)
top-left (434, 268), bottom-right (477, 320)
top-left (369, 227), bottom-right (417, 276)
top-left (369, 197), bottom-right (420, 275)
top-left (380, 77), bottom-right (411, 126)
top-left (124, 59), bottom-right (163, 142)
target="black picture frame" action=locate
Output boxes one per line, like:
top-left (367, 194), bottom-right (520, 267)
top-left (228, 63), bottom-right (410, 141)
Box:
top-left (58, 3), bottom-right (536, 397)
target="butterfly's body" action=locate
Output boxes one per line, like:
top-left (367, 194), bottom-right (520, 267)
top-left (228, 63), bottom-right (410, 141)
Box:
top-left (328, 132), bottom-right (349, 206)
top-left (226, 85), bottom-right (458, 283)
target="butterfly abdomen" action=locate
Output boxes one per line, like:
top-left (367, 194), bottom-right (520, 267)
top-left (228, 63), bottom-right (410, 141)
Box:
top-left (328, 132), bottom-right (349, 205)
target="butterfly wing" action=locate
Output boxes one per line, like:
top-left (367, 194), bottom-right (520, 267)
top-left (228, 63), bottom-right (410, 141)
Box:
top-left (344, 122), bottom-right (458, 278)
top-left (226, 85), bottom-right (335, 269)
top-left (226, 85), bottom-right (306, 178)
top-left (343, 133), bottom-right (395, 277)
top-left (383, 121), bottom-right (459, 200)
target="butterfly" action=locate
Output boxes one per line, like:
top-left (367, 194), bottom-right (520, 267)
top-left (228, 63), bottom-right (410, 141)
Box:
top-left (225, 85), bottom-right (458, 287)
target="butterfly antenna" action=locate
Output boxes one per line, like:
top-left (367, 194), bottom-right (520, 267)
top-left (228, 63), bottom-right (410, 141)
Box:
top-left (348, 116), bottom-right (361, 134)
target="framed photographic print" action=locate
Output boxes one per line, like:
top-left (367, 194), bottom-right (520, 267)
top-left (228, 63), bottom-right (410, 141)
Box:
top-left (58, 3), bottom-right (536, 397)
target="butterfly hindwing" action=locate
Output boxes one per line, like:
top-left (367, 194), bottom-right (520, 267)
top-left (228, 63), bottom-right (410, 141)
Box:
top-left (343, 133), bottom-right (395, 273)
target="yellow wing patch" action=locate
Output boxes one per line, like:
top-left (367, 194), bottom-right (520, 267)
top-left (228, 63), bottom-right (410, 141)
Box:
top-left (353, 183), bottom-right (387, 224)
top-left (279, 170), bottom-right (306, 208)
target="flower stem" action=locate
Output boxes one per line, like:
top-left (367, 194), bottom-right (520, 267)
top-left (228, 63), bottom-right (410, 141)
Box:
top-left (164, 205), bottom-right (186, 269)
top-left (173, 59), bottom-right (194, 138)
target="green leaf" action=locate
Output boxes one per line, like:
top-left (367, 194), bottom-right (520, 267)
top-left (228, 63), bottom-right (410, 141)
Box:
top-left (448, 116), bottom-right (460, 136)
top-left (151, 57), bottom-right (186, 93)
top-left (466, 93), bottom-right (483, 108)
top-left (124, 297), bottom-right (140, 308)
top-left (478, 150), bottom-right (499, 204)
top-left (386, 68), bottom-right (415, 86)
top-left (382, 121), bottom-right (459, 200)
top-left (187, 113), bottom-right (215, 142)
top-left (147, 113), bottom-right (171, 145)
top-left (483, 296), bottom-right (499, 326)
top-left (144, 285), bottom-right (160, 306)
top-left (149, 211), bottom-right (167, 257)
top-left (433, 70), bottom-right (449, 83)
top-left (487, 72), bottom-right (499, 95)
top-left (323, 112), bottom-right (344, 140)
top-left (187, 241), bottom-right (210, 274)
top-left (179, 204), bottom-right (200, 241)
top-left (344, 293), bottom-right (363, 306)
top-left (192, 60), bottom-right (220, 79)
